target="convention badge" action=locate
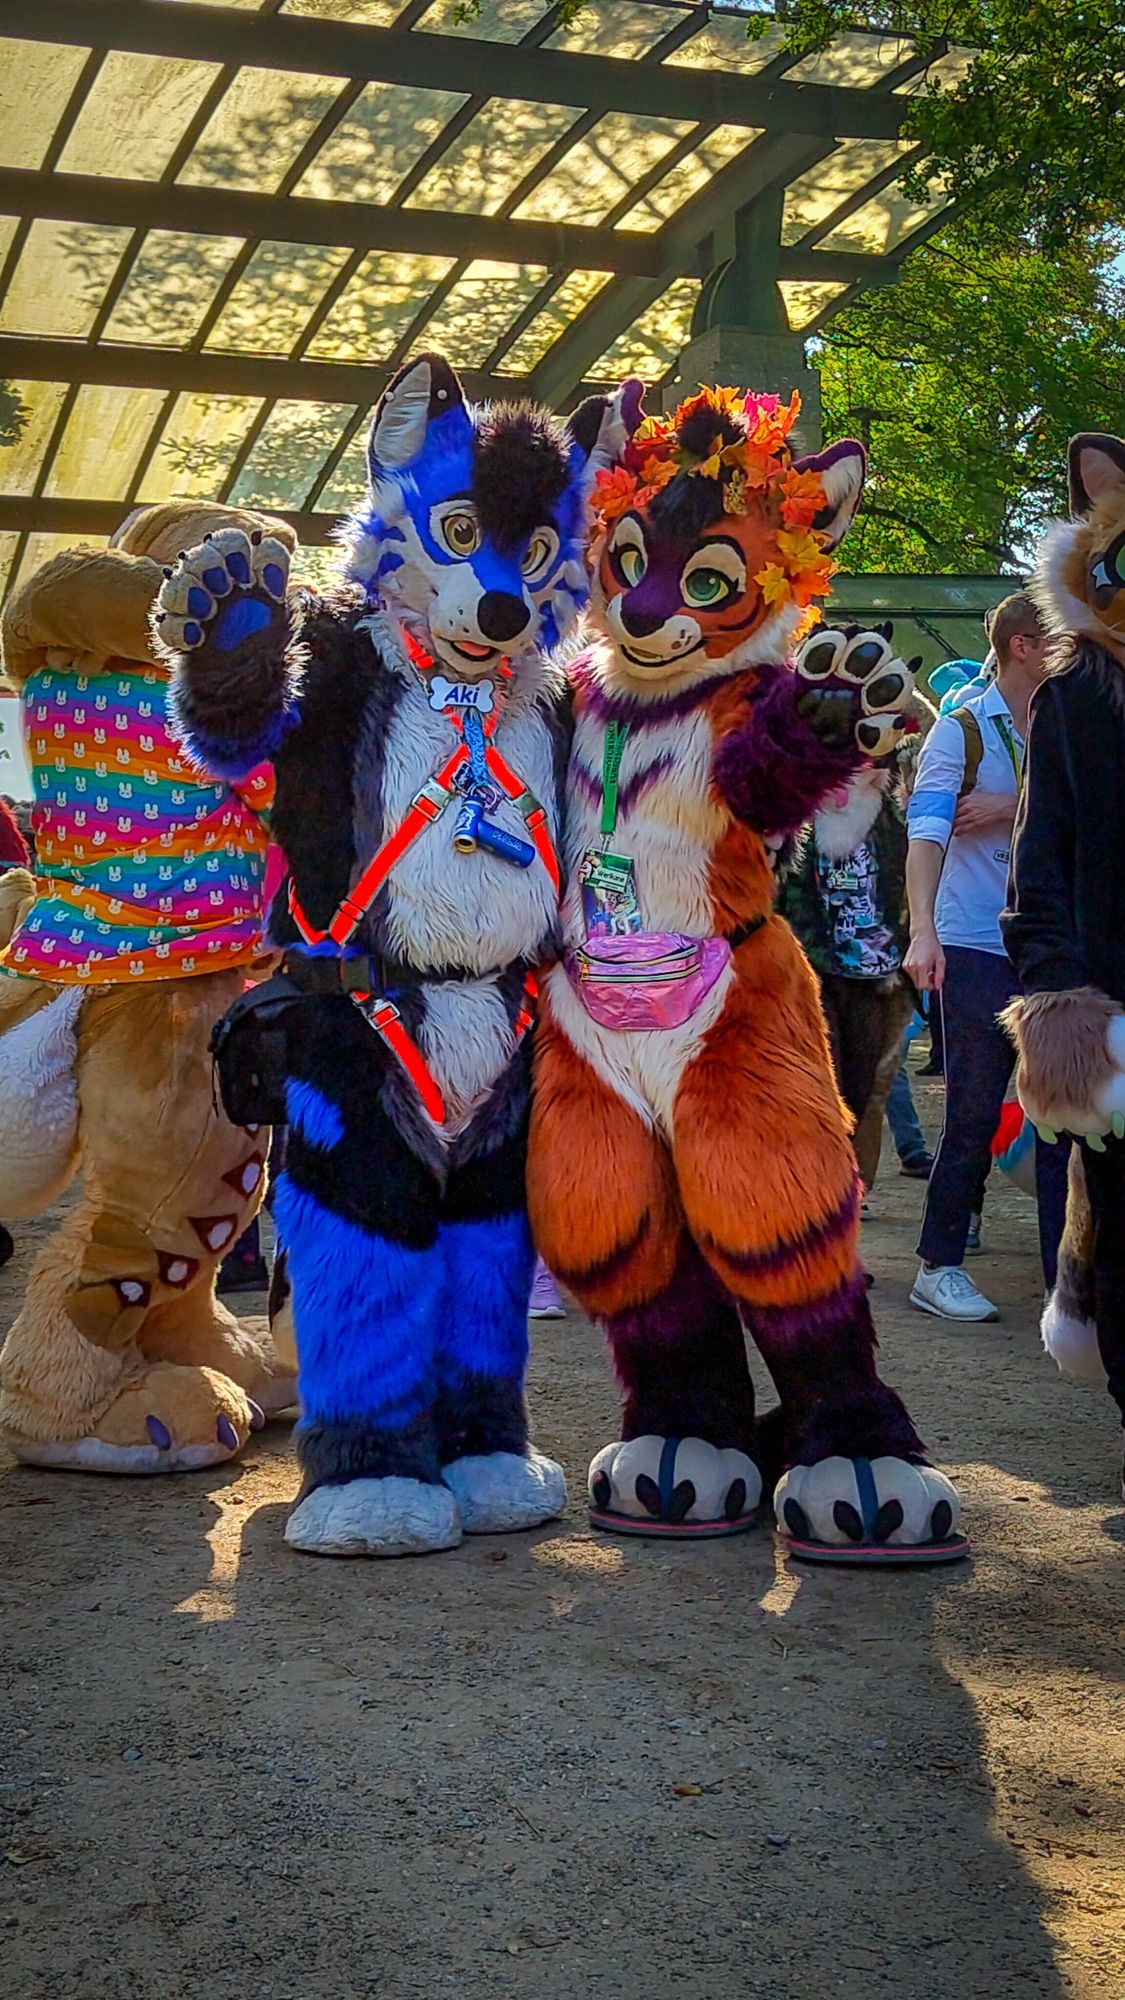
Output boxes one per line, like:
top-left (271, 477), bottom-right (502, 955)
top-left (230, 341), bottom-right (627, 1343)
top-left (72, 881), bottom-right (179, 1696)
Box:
top-left (579, 848), bottom-right (643, 937)
top-left (428, 672), bottom-right (495, 714)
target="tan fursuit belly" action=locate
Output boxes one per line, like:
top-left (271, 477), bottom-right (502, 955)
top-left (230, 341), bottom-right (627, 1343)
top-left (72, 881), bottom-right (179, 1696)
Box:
top-left (543, 954), bottom-right (736, 1140)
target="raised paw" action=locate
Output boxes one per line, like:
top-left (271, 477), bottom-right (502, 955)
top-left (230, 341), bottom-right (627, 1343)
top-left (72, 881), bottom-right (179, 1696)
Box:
top-left (442, 1449), bottom-right (567, 1533)
top-left (152, 528), bottom-right (292, 655)
top-left (1011, 992), bottom-right (1125, 1144)
top-left (588, 1435), bottom-right (762, 1539)
top-left (284, 1477), bottom-right (462, 1557)
top-left (776, 1455), bottom-right (967, 1565)
top-left (1, 1363), bottom-right (255, 1475)
top-left (794, 623), bottom-right (919, 759)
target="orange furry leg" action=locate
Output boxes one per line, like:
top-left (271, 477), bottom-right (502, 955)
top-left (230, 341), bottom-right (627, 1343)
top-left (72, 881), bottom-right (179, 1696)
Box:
top-left (528, 1006), bottom-right (680, 1318)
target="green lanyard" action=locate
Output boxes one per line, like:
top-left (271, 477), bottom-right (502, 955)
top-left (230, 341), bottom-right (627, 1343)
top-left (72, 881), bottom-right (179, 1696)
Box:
top-left (600, 720), bottom-right (629, 840)
top-left (993, 714), bottom-right (1023, 791)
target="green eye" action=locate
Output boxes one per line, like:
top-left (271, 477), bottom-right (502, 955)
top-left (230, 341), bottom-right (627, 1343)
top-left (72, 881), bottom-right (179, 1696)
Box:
top-left (618, 544), bottom-right (647, 587)
top-left (684, 567), bottom-right (731, 607)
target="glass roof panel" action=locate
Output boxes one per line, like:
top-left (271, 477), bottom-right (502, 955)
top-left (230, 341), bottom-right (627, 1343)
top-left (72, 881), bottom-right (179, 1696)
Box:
top-left (204, 240), bottom-right (354, 356)
top-left (56, 54), bottom-right (222, 182)
top-left (405, 99), bottom-right (581, 219)
top-left (316, 448), bottom-right (368, 521)
top-left (664, 15), bottom-right (788, 74)
top-left (137, 394), bottom-right (266, 503)
top-left (502, 269), bottom-right (613, 373)
top-left (103, 231), bottom-right (246, 348)
top-left (817, 181), bottom-right (947, 256)
top-left (594, 276), bottom-right (700, 376)
top-left (282, 0), bottom-right (406, 18)
top-left (294, 82), bottom-right (469, 206)
top-left (44, 386), bottom-right (168, 502)
top-left (0, 382), bottom-right (70, 498)
top-left (785, 32), bottom-right (915, 85)
top-left (779, 278), bottom-right (848, 330)
top-left (895, 45), bottom-right (975, 93)
top-left (421, 262), bottom-right (551, 369)
top-left (549, 4), bottom-right (692, 58)
top-left (0, 39), bottom-right (92, 171)
top-left (0, 222), bottom-right (131, 339)
top-left (303, 251), bottom-right (455, 361)
top-left (513, 112), bottom-right (696, 227)
top-left (229, 400), bottom-right (358, 509)
top-left (615, 122), bottom-right (760, 233)
top-left (177, 66), bottom-right (346, 194)
top-left (781, 138), bottom-right (915, 243)
top-left (176, 0), bottom-right (272, 10)
top-left (11, 533), bottom-right (109, 603)
top-left (413, 0), bottom-right (547, 41)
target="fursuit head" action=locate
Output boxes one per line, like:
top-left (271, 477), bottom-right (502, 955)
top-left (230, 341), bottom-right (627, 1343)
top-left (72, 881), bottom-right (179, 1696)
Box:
top-left (530, 381), bottom-right (966, 1566)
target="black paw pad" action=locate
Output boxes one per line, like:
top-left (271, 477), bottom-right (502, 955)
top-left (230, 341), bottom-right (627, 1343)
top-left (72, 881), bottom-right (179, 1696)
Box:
top-left (591, 1470), bottom-right (612, 1511)
top-left (635, 1474), bottom-right (662, 1517)
top-left (832, 1500), bottom-right (864, 1542)
top-left (724, 1478), bottom-right (748, 1520)
top-left (930, 1499), bottom-right (954, 1541)
top-left (783, 1498), bottom-right (811, 1540)
top-left (872, 1499), bottom-right (904, 1545)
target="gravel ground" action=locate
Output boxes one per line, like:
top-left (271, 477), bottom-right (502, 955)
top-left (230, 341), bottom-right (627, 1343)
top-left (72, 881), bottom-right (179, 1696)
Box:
top-left (2, 1074), bottom-right (1124, 2000)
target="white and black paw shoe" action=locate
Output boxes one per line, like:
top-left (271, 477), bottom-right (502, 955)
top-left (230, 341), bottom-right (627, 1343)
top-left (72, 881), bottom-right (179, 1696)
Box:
top-left (588, 1435), bottom-right (762, 1538)
top-left (776, 1455), bottom-right (968, 1566)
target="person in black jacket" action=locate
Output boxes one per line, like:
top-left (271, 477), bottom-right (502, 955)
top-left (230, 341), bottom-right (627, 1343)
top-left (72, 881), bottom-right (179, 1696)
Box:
top-left (1004, 432), bottom-right (1125, 1492)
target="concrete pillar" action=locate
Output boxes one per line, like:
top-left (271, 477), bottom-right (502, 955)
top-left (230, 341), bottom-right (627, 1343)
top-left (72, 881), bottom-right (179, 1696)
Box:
top-left (661, 324), bottom-right (823, 454)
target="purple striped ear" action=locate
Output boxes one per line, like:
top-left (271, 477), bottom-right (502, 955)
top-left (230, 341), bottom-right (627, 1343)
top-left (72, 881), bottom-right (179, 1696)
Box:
top-left (795, 439), bottom-right (867, 551)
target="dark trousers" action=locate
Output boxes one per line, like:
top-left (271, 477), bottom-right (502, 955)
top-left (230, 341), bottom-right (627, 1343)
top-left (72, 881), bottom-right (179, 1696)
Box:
top-left (917, 945), bottom-right (1069, 1287)
top-left (1078, 1144), bottom-right (1125, 1423)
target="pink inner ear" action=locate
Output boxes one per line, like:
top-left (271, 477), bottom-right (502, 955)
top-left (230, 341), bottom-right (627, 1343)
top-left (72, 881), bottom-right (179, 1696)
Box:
top-left (1078, 445), bottom-right (1125, 505)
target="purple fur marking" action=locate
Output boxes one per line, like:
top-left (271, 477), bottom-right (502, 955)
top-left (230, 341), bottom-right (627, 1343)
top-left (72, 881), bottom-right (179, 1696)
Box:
top-left (706, 1180), bottom-right (860, 1285)
top-left (715, 662), bottom-right (861, 838)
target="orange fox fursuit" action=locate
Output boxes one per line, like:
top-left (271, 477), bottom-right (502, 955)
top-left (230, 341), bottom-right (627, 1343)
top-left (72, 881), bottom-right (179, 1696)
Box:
top-left (529, 382), bottom-right (965, 1564)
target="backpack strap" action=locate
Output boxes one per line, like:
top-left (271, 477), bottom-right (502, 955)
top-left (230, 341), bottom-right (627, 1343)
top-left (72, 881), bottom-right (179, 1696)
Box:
top-left (950, 706), bottom-right (985, 798)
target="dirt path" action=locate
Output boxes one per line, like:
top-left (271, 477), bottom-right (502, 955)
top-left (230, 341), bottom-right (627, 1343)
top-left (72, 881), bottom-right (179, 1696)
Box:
top-left (2, 1082), bottom-right (1124, 2000)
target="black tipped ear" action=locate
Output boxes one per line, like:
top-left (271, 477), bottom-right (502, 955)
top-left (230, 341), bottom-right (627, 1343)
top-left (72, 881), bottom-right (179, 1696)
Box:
top-left (368, 352), bottom-right (464, 477)
top-left (569, 393), bottom-right (610, 461)
top-left (796, 439), bottom-right (867, 551)
top-left (1069, 433), bottom-right (1125, 516)
top-left (569, 377), bottom-right (646, 472)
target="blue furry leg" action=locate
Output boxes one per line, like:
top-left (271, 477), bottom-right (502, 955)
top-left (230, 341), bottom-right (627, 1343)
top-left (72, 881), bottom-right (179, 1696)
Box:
top-left (277, 999), bottom-right (444, 1493)
top-left (435, 1127), bottom-right (535, 1463)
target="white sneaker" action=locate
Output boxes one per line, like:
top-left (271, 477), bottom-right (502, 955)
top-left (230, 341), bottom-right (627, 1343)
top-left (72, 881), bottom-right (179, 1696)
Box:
top-left (909, 1263), bottom-right (999, 1322)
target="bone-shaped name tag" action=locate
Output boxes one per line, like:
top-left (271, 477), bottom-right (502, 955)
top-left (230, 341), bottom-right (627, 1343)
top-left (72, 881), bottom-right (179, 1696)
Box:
top-left (429, 673), bottom-right (494, 714)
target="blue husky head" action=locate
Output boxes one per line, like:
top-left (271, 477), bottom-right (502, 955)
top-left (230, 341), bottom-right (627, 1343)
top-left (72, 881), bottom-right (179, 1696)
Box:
top-left (339, 351), bottom-right (610, 679)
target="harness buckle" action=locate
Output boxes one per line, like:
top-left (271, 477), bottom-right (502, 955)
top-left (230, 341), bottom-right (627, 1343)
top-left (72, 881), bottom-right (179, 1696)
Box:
top-left (415, 776), bottom-right (454, 820)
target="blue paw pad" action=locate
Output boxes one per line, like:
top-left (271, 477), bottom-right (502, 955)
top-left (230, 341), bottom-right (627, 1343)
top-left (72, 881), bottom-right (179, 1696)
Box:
top-left (262, 563), bottom-right (286, 598)
top-left (182, 621), bottom-right (203, 647)
top-left (227, 551), bottom-right (251, 585)
top-left (146, 1415), bottom-right (171, 1450)
top-left (202, 565), bottom-right (229, 595)
top-left (187, 586), bottom-right (212, 618)
top-left (212, 596), bottom-right (271, 649)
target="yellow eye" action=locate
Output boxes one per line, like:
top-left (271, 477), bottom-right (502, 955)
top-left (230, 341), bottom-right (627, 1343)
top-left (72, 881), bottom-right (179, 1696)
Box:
top-left (684, 567), bottom-right (731, 607)
top-left (522, 529), bottom-right (559, 578)
top-left (617, 544), bottom-right (647, 587)
top-left (441, 510), bottom-right (480, 557)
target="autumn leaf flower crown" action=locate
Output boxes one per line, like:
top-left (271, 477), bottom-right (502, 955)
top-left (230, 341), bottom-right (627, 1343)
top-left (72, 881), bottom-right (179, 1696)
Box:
top-left (591, 385), bottom-right (835, 614)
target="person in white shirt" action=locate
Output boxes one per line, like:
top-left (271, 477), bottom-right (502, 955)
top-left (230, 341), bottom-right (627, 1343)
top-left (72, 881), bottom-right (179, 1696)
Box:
top-left (904, 594), bottom-right (1068, 1321)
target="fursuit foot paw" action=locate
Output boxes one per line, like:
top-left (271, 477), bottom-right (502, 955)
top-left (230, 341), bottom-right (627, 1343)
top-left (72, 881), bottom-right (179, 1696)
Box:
top-left (442, 1449), bottom-right (567, 1533)
top-left (284, 1477), bottom-right (462, 1558)
top-left (1, 1363), bottom-right (258, 1475)
top-left (776, 1456), bottom-right (968, 1566)
top-left (588, 1436), bottom-right (762, 1539)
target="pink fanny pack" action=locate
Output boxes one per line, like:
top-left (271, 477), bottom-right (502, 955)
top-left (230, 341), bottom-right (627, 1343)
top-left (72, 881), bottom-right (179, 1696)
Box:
top-left (566, 931), bottom-right (731, 1031)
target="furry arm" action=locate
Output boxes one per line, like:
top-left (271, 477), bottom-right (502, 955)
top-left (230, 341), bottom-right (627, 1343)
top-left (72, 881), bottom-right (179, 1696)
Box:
top-left (1, 548), bottom-right (163, 687)
top-left (713, 662), bottom-right (863, 838)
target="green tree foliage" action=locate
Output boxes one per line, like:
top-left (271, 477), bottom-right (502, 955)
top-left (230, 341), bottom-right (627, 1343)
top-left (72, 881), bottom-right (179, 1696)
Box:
top-left (754, 0), bottom-right (1125, 247)
top-left (815, 223), bottom-right (1125, 573)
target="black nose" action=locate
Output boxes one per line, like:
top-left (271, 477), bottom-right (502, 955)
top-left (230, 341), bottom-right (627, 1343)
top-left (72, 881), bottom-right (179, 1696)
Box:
top-left (477, 591), bottom-right (530, 643)
top-left (621, 605), bottom-right (665, 639)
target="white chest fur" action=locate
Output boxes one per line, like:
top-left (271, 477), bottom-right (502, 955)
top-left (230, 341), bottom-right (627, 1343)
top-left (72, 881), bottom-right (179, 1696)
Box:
top-left (563, 701), bottom-right (725, 945)
top-left (376, 672), bottom-right (560, 973)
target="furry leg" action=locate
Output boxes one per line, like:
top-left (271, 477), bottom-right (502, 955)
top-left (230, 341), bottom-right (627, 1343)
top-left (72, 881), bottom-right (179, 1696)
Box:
top-left (436, 1110), bottom-right (565, 1533)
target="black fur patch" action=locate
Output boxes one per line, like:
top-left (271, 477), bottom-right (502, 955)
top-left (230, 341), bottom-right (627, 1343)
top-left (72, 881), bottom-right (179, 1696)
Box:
top-left (298, 1412), bottom-right (441, 1491)
top-left (647, 467), bottom-right (730, 545)
top-left (676, 402), bottom-right (744, 463)
top-left (472, 405), bottom-right (572, 552)
top-left (434, 1371), bottom-right (529, 1460)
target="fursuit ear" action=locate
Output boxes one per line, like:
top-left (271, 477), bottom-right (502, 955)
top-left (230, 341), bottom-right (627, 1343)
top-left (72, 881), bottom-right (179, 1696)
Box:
top-left (1069, 433), bottom-right (1125, 517)
top-left (796, 439), bottom-right (867, 552)
top-left (367, 351), bottom-right (465, 477)
top-left (568, 377), bottom-right (646, 472)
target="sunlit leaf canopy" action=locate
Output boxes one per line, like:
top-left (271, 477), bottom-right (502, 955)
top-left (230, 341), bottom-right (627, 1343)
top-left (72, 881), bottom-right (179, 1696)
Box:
top-left (0, 0), bottom-right (960, 604)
